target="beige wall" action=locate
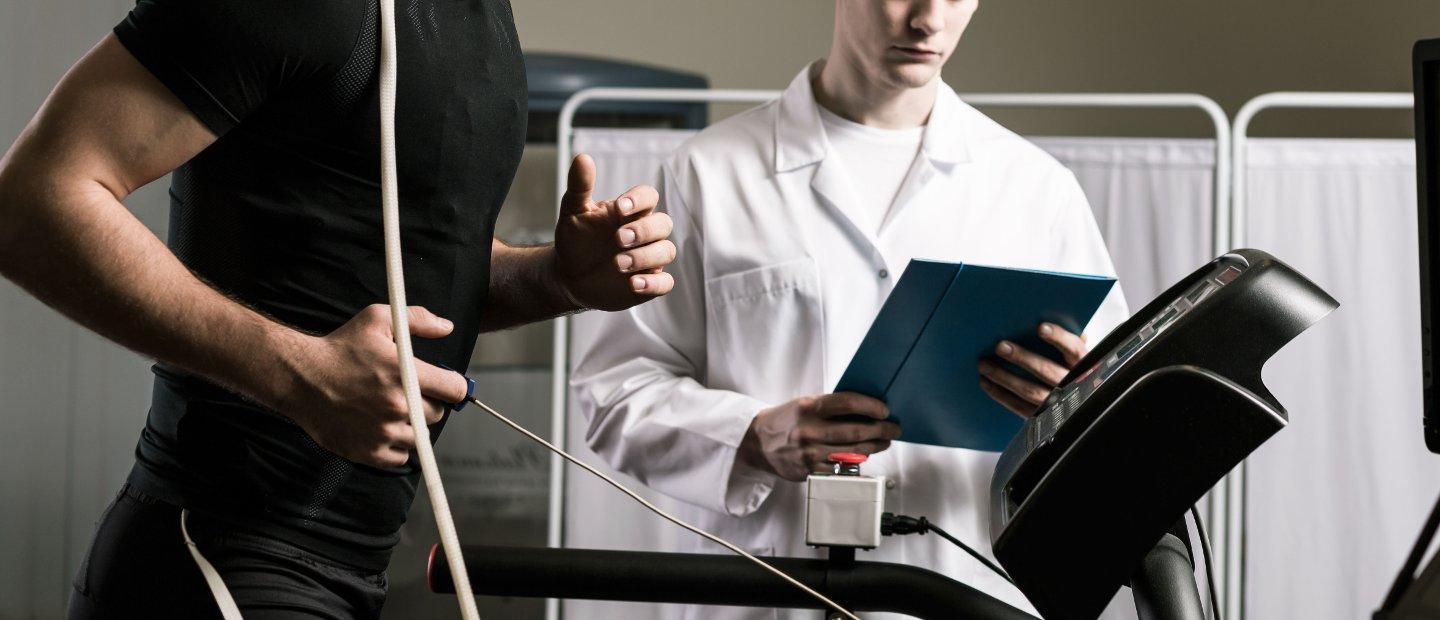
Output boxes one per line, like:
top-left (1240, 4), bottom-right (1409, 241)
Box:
top-left (513, 0), bottom-right (1440, 137)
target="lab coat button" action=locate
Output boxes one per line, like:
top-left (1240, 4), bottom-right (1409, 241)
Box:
top-left (878, 269), bottom-right (890, 279)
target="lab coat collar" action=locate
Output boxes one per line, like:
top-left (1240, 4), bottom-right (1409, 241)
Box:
top-left (773, 61), bottom-right (973, 174)
top-left (920, 82), bottom-right (972, 167)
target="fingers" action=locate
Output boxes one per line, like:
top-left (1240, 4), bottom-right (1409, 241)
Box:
top-left (616, 211), bottom-right (673, 249)
top-left (615, 240), bottom-right (676, 273)
top-left (405, 306), bottom-right (455, 339)
top-left (388, 307), bottom-right (465, 419)
top-left (798, 420), bottom-right (902, 445)
top-left (354, 304), bottom-right (454, 340)
top-left (371, 447), bottom-right (411, 469)
top-left (422, 398), bottom-right (446, 425)
top-left (560, 154), bottom-right (596, 217)
top-left (416, 359), bottom-right (468, 409)
top-left (815, 392), bottom-right (890, 420)
top-left (628, 271), bottom-right (674, 296)
top-left (375, 421), bottom-right (416, 467)
top-left (994, 340), bottom-right (1067, 386)
top-left (977, 360), bottom-right (1051, 408)
top-left (350, 303), bottom-right (394, 334)
top-left (609, 184), bottom-right (660, 221)
top-left (1039, 323), bottom-right (1087, 366)
top-left (980, 376), bottom-right (1039, 418)
top-left (612, 210), bottom-right (676, 298)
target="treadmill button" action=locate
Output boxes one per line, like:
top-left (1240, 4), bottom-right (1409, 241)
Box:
top-left (1151, 306), bottom-right (1180, 330)
top-left (1116, 335), bottom-right (1144, 360)
top-left (1186, 281), bottom-right (1213, 304)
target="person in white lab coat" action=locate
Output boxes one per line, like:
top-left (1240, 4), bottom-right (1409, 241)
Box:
top-left (571, 0), bottom-right (1130, 617)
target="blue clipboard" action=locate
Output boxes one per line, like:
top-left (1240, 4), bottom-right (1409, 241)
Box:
top-left (834, 259), bottom-right (1116, 452)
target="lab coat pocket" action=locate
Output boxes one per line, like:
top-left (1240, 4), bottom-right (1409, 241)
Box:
top-left (704, 258), bottom-right (825, 401)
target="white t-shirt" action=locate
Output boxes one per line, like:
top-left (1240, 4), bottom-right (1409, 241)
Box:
top-left (816, 104), bottom-right (924, 233)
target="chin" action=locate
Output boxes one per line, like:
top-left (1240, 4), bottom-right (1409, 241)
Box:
top-left (885, 64), bottom-right (941, 89)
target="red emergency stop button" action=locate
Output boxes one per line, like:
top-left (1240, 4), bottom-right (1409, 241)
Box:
top-left (828, 452), bottom-right (868, 465)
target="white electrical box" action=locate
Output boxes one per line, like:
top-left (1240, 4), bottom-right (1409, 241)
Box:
top-left (805, 474), bottom-right (885, 549)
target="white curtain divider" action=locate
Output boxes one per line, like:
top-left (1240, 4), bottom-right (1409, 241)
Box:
top-left (1238, 137), bottom-right (1437, 620)
top-left (1030, 137), bottom-right (1217, 302)
top-left (1230, 92), bottom-right (1421, 620)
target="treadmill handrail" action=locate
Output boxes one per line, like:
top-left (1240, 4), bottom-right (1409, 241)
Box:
top-left (427, 544), bottom-right (1038, 620)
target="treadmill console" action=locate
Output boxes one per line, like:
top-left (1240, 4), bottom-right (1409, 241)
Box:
top-left (1025, 255), bottom-right (1249, 462)
top-left (989, 249), bottom-right (1337, 619)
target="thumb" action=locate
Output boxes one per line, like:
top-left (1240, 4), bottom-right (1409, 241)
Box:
top-left (405, 306), bottom-right (455, 339)
top-left (560, 154), bottom-right (596, 217)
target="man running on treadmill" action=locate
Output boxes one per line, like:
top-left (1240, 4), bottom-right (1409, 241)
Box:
top-left (0, 0), bottom-right (677, 616)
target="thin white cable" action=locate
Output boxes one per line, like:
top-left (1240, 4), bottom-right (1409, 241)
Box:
top-left (466, 396), bottom-right (861, 620)
top-left (376, 0), bottom-right (479, 617)
top-left (180, 509), bottom-right (244, 620)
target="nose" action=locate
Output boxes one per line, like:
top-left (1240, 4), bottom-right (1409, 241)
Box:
top-left (909, 0), bottom-right (946, 36)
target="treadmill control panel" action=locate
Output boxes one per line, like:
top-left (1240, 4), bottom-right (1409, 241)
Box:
top-left (987, 249), bottom-right (1338, 620)
top-left (1024, 255), bottom-right (1251, 454)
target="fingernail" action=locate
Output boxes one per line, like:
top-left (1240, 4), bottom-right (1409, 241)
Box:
top-left (441, 318), bottom-right (453, 330)
top-left (631, 275), bottom-right (646, 291)
top-left (1040, 324), bottom-right (1053, 336)
top-left (618, 197), bottom-right (634, 214)
top-left (997, 342), bottom-right (1013, 357)
top-left (619, 228), bottom-right (637, 247)
top-left (616, 254), bottom-right (633, 272)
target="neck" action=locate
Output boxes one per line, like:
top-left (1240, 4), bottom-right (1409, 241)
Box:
top-left (813, 58), bottom-right (938, 130)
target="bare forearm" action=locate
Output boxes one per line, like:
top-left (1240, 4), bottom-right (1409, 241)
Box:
top-left (0, 171), bottom-right (305, 409)
top-left (480, 239), bottom-right (580, 331)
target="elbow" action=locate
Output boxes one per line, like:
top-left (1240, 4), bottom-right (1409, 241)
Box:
top-left (0, 167), bottom-right (48, 272)
top-left (0, 161), bottom-right (120, 272)
top-left (575, 399), bottom-right (645, 480)
top-left (0, 150), bottom-right (46, 262)
top-left (0, 173), bottom-right (24, 270)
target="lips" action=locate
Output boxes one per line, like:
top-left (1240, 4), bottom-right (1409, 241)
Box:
top-left (891, 45), bottom-right (941, 60)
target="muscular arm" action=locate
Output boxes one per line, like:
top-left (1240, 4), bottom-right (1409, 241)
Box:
top-left (0, 36), bottom-right (466, 467)
top-left (0, 35), bottom-right (304, 401)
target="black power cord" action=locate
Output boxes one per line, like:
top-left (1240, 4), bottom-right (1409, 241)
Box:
top-left (885, 508), bottom-right (1221, 620)
top-left (1190, 505), bottom-right (1222, 620)
top-left (881, 512), bottom-right (1014, 585)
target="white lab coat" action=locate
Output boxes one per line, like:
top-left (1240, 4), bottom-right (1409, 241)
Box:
top-left (569, 63), bottom-right (1129, 618)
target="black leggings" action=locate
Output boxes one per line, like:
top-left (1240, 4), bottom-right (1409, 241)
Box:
top-left (68, 484), bottom-right (388, 619)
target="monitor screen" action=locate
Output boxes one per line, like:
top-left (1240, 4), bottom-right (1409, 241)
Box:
top-left (1414, 38), bottom-right (1440, 453)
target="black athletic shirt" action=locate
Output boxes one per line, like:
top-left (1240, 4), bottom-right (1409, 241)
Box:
top-left (113, 0), bottom-right (526, 570)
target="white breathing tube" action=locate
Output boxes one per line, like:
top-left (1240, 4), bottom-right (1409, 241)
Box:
top-left (375, 0), bottom-right (481, 616)
top-left (185, 2), bottom-right (859, 618)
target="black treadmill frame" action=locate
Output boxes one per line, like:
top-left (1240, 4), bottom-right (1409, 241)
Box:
top-left (1415, 37), bottom-right (1440, 454)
